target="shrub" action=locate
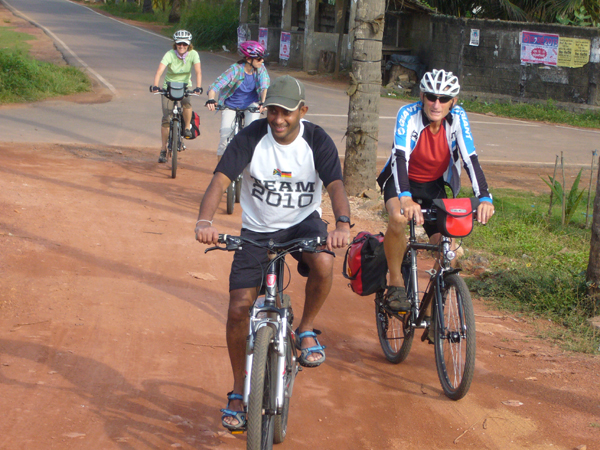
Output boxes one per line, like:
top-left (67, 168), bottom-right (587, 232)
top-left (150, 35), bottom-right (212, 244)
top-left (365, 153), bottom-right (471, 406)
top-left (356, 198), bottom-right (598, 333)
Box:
top-left (180, 0), bottom-right (238, 50)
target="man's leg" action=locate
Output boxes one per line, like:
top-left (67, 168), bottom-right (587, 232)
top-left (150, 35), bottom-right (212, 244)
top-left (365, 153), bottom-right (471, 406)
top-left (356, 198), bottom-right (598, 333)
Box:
top-left (384, 197), bottom-right (411, 311)
top-left (297, 251), bottom-right (333, 362)
top-left (223, 286), bottom-right (258, 426)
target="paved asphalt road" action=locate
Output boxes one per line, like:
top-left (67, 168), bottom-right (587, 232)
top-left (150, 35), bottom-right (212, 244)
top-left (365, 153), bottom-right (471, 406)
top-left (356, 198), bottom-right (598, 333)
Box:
top-left (1, 0), bottom-right (599, 166)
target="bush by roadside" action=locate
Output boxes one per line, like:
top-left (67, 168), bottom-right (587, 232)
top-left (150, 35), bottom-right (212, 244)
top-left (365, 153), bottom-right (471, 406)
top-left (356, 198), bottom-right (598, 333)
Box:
top-left (0, 49), bottom-right (90, 103)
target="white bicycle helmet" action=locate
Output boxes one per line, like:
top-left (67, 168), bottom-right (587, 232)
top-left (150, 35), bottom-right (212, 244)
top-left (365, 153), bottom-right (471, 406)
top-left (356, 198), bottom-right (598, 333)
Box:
top-left (173, 30), bottom-right (192, 45)
top-left (420, 69), bottom-right (460, 97)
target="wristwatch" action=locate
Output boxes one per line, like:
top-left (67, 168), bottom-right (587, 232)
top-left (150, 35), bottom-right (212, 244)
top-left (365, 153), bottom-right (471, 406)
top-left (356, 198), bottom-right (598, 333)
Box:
top-left (336, 215), bottom-right (352, 226)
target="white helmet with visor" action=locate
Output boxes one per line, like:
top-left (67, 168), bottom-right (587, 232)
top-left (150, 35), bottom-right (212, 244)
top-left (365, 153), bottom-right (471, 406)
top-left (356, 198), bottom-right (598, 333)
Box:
top-left (173, 30), bottom-right (192, 45)
top-left (420, 69), bottom-right (460, 97)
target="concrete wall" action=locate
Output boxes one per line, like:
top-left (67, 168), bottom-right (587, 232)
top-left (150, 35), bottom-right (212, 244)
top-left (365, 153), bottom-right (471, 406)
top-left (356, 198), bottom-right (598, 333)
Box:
top-left (404, 15), bottom-right (600, 106)
top-left (303, 32), bottom-right (350, 72)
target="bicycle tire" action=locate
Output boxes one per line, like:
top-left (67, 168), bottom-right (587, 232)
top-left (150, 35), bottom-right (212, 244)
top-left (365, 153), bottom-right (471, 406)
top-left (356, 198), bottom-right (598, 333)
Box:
top-left (273, 327), bottom-right (297, 444)
top-left (433, 273), bottom-right (476, 400)
top-left (226, 182), bottom-right (235, 215)
top-left (171, 119), bottom-right (180, 179)
top-left (247, 326), bottom-right (276, 450)
top-left (375, 290), bottom-right (414, 363)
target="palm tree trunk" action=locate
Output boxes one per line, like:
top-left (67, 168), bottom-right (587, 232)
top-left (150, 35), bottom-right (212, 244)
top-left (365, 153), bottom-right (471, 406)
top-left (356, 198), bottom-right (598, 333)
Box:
top-left (343, 0), bottom-right (384, 196)
top-left (587, 157), bottom-right (600, 305)
top-left (168, 0), bottom-right (181, 23)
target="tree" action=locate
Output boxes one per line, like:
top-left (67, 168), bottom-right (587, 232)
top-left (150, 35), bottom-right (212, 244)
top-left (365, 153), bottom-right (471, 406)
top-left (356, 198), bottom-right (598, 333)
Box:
top-left (426, 0), bottom-right (600, 24)
top-left (168, 0), bottom-right (181, 23)
top-left (342, 0), bottom-right (385, 196)
top-left (142, 0), bottom-right (153, 13)
top-left (587, 158), bottom-right (600, 304)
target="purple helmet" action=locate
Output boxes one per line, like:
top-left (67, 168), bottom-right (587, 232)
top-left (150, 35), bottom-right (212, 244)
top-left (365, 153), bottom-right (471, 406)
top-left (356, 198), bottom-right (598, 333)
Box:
top-left (239, 41), bottom-right (265, 59)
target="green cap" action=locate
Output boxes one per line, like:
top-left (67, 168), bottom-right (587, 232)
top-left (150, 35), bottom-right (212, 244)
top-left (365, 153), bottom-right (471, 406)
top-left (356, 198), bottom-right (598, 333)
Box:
top-left (264, 75), bottom-right (305, 111)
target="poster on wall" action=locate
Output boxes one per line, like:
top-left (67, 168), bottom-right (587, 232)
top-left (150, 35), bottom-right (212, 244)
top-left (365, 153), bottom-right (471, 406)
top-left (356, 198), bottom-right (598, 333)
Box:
top-left (469, 29), bottom-right (480, 47)
top-left (258, 28), bottom-right (268, 52)
top-left (557, 37), bottom-right (590, 68)
top-left (280, 32), bottom-right (291, 60)
top-left (520, 31), bottom-right (559, 66)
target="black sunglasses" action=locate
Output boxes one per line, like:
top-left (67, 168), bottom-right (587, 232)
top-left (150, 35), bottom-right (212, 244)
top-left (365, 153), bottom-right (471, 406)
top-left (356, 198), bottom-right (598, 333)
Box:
top-left (254, 56), bottom-right (264, 62)
top-left (424, 93), bottom-right (453, 104)
top-left (176, 42), bottom-right (189, 46)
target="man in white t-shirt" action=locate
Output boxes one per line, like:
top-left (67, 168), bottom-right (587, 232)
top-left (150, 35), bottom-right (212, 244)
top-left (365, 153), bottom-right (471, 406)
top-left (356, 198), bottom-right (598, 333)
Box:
top-left (195, 75), bottom-right (351, 431)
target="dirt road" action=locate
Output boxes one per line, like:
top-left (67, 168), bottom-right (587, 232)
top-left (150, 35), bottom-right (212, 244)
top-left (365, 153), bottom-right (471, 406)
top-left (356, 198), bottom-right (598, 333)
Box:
top-left (1, 142), bottom-right (599, 450)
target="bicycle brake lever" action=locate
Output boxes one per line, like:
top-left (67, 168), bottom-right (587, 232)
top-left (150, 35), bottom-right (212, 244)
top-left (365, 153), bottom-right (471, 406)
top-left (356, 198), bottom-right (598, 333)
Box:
top-left (204, 246), bottom-right (226, 253)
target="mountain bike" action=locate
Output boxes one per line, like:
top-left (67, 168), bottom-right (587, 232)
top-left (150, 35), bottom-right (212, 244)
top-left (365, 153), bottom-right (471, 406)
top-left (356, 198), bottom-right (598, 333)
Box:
top-left (152, 82), bottom-right (201, 179)
top-left (215, 105), bottom-right (260, 214)
top-left (205, 234), bottom-right (331, 449)
top-left (375, 198), bottom-right (478, 400)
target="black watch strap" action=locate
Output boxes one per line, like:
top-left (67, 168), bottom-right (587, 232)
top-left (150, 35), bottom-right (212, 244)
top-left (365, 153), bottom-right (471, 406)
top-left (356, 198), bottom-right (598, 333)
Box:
top-left (336, 215), bottom-right (354, 228)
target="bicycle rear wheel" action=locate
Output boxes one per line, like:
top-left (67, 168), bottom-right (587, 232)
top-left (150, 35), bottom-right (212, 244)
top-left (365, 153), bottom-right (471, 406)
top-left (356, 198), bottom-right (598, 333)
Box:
top-left (247, 326), bottom-right (276, 450)
top-left (171, 119), bottom-right (180, 179)
top-left (375, 290), bottom-right (413, 363)
top-left (226, 182), bottom-right (235, 214)
top-left (433, 273), bottom-right (476, 400)
top-left (273, 327), bottom-right (297, 444)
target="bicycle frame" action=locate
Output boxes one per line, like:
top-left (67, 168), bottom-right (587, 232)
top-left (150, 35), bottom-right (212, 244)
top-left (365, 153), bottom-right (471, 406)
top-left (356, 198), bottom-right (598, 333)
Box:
top-left (403, 214), bottom-right (463, 336)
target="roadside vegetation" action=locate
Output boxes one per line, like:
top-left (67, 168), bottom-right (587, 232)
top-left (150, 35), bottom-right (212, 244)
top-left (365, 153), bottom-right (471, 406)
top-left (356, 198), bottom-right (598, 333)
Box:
top-left (460, 186), bottom-right (599, 354)
top-left (86, 0), bottom-right (238, 50)
top-left (0, 27), bottom-right (90, 103)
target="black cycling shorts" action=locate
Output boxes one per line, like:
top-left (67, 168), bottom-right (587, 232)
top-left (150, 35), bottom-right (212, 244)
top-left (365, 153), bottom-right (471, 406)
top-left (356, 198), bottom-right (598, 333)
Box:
top-left (383, 177), bottom-right (447, 238)
top-left (229, 211), bottom-right (328, 292)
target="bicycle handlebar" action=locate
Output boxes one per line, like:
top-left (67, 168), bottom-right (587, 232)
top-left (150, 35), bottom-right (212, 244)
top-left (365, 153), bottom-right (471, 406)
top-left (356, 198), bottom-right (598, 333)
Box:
top-left (150, 86), bottom-right (202, 96)
top-left (213, 105), bottom-right (261, 113)
top-left (205, 234), bottom-right (333, 256)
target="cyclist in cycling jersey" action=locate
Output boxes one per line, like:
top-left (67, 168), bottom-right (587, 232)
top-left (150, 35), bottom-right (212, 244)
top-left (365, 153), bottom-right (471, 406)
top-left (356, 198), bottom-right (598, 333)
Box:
top-left (195, 75), bottom-right (351, 430)
top-left (378, 69), bottom-right (495, 312)
top-left (205, 41), bottom-right (270, 161)
top-left (151, 30), bottom-right (202, 163)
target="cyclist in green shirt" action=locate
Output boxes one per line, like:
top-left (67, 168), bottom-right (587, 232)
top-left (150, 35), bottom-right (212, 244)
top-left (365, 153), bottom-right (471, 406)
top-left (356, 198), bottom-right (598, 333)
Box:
top-left (151, 30), bottom-right (202, 163)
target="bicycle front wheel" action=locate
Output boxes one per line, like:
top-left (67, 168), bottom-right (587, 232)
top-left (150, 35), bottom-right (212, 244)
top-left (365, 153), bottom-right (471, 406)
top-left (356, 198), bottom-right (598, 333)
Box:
top-left (226, 182), bottom-right (235, 214)
top-left (273, 327), bottom-right (297, 444)
top-left (247, 326), bottom-right (276, 450)
top-left (375, 290), bottom-right (414, 363)
top-left (235, 175), bottom-right (242, 203)
top-left (434, 274), bottom-right (476, 400)
top-left (171, 119), bottom-right (180, 179)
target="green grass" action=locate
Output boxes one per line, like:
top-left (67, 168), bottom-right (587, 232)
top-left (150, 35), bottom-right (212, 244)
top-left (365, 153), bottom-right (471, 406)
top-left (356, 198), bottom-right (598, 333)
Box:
top-left (0, 27), bottom-right (35, 53)
top-left (0, 49), bottom-right (90, 103)
top-left (384, 90), bottom-right (600, 129)
top-left (460, 187), bottom-right (600, 353)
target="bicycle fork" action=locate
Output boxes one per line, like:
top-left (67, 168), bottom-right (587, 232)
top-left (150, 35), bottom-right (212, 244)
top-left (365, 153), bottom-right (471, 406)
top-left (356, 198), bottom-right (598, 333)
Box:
top-left (243, 265), bottom-right (288, 415)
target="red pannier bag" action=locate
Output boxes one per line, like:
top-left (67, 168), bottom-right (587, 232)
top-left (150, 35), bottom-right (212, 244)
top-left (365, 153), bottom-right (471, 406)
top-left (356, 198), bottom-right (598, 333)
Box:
top-left (432, 198), bottom-right (480, 238)
top-left (183, 111), bottom-right (201, 140)
top-left (342, 232), bottom-right (388, 296)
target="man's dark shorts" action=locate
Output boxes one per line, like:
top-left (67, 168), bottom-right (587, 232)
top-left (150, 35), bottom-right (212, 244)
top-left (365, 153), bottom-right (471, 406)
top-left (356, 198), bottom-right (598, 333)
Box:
top-left (229, 211), bottom-right (328, 291)
top-left (384, 177), bottom-right (447, 238)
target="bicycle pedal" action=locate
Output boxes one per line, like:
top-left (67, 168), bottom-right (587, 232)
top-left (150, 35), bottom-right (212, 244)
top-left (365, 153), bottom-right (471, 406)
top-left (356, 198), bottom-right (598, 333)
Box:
top-left (230, 430), bottom-right (245, 435)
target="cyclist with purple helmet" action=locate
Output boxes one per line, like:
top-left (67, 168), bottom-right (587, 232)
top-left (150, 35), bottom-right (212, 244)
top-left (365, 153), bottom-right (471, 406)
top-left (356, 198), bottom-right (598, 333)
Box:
top-left (151, 30), bottom-right (202, 163)
top-left (205, 41), bottom-right (270, 160)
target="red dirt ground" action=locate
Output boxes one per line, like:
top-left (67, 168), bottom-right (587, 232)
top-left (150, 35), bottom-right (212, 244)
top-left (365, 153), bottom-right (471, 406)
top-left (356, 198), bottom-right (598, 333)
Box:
top-left (1, 143), bottom-right (599, 450)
